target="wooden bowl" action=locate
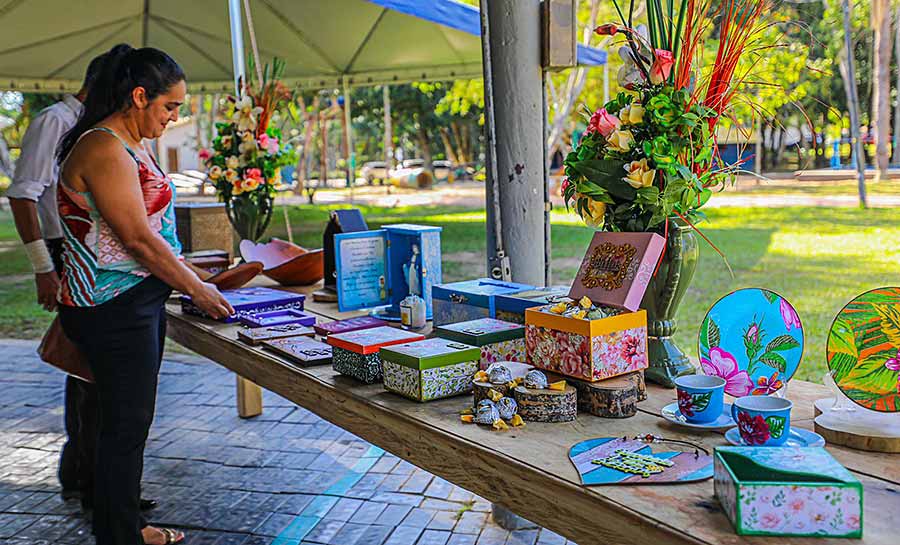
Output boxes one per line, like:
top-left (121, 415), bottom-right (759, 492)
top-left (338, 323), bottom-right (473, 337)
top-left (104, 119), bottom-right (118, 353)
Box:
top-left (240, 238), bottom-right (325, 286)
top-left (207, 261), bottom-right (264, 290)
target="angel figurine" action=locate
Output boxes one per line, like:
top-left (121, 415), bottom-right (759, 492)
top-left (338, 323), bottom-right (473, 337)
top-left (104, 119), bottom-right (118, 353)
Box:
top-left (402, 244), bottom-right (421, 297)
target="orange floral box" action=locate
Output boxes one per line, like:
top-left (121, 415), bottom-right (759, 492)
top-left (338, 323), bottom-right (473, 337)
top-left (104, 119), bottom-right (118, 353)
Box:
top-left (524, 305), bottom-right (648, 382)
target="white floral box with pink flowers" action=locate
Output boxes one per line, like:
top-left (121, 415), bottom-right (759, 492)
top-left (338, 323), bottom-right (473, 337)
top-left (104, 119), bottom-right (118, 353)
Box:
top-left (714, 446), bottom-right (862, 538)
top-left (524, 306), bottom-right (648, 382)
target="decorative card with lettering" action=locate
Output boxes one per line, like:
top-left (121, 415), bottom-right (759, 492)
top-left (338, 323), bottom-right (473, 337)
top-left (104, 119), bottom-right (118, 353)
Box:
top-left (237, 323), bottom-right (315, 345)
top-left (568, 232), bottom-right (665, 311)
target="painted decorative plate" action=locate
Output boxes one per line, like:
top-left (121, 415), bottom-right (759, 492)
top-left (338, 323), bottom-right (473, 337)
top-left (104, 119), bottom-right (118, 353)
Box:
top-left (698, 288), bottom-right (804, 397)
top-left (826, 287), bottom-right (900, 413)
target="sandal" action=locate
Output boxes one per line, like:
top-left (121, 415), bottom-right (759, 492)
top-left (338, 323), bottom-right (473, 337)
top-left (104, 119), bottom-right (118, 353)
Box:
top-left (143, 527), bottom-right (184, 545)
top-left (160, 529), bottom-right (184, 545)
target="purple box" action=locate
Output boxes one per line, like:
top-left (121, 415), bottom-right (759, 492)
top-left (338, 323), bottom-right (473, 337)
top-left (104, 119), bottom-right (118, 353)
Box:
top-left (239, 309), bottom-right (317, 329)
top-left (313, 316), bottom-right (387, 337)
top-left (568, 232), bottom-right (665, 311)
top-left (180, 287), bottom-right (306, 323)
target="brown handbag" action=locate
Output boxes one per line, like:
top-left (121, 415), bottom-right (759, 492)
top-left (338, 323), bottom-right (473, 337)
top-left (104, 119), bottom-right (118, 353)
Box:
top-left (37, 316), bottom-right (94, 383)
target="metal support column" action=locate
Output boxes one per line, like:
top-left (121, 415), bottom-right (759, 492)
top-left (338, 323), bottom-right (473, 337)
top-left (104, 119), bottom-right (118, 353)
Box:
top-left (480, 0), bottom-right (547, 286)
top-left (227, 0), bottom-right (246, 94)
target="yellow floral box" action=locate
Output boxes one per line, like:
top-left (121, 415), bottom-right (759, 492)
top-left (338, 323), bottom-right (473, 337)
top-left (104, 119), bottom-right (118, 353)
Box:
top-left (524, 305), bottom-right (648, 382)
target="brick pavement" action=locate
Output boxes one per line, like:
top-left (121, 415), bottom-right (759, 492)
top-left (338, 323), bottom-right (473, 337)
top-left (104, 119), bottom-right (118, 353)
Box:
top-left (0, 340), bottom-right (574, 545)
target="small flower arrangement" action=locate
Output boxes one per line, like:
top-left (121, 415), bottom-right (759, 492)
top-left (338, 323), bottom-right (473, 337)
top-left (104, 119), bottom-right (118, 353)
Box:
top-left (563, 0), bottom-right (767, 234)
top-left (203, 59), bottom-right (296, 241)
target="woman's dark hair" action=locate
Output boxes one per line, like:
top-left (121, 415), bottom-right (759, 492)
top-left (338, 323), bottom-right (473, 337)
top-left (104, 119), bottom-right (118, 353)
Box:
top-left (58, 43), bottom-right (185, 163)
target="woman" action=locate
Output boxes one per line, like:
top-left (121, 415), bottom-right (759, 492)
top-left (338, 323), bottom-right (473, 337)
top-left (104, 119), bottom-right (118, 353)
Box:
top-left (57, 44), bottom-right (233, 545)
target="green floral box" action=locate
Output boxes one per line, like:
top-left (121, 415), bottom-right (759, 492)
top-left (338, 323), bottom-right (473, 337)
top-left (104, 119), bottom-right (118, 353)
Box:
top-left (434, 318), bottom-right (526, 370)
top-left (714, 446), bottom-right (862, 538)
top-left (381, 338), bottom-right (480, 402)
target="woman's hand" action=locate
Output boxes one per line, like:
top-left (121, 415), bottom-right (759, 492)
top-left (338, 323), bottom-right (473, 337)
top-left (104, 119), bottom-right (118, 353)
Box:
top-left (187, 282), bottom-right (234, 320)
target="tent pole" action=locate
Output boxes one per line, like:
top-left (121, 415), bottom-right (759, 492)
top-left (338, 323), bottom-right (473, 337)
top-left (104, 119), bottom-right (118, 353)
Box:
top-left (343, 78), bottom-right (355, 201)
top-left (227, 0), bottom-right (246, 95)
top-left (481, 0), bottom-right (546, 286)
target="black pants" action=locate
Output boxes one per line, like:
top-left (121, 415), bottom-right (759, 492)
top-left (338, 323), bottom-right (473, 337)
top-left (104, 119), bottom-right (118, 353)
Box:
top-left (59, 276), bottom-right (171, 545)
top-left (48, 238), bottom-right (100, 504)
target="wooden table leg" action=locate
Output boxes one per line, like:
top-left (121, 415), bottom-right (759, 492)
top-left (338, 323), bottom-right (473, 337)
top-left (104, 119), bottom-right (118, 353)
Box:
top-left (236, 375), bottom-right (263, 418)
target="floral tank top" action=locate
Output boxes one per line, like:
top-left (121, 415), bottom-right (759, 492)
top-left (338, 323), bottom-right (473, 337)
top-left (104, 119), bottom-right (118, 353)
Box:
top-left (57, 127), bottom-right (181, 307)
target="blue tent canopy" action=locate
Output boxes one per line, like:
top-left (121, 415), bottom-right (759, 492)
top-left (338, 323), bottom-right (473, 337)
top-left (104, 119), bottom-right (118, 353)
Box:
top-left (368, 0), bottom-right (607, 67)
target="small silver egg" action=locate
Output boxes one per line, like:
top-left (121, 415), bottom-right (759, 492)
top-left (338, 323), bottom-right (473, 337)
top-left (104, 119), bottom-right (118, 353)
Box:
top-left (524, 369), bottom-right (549, 390)
top-left (475, 400), bottom-right (500, 425)
top-left (496, 397), bottom-right (518, 420)
top-left (487, 363), bottom-right (513, 384)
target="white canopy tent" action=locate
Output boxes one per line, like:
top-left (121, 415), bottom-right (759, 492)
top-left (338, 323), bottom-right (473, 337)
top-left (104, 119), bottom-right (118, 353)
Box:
top-left (0, 0), bottom-right (605, 93)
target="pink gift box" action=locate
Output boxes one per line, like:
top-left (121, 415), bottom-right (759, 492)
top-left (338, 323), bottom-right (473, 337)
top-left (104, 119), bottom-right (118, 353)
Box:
top-left (568, 232), bottom-right (665, 311)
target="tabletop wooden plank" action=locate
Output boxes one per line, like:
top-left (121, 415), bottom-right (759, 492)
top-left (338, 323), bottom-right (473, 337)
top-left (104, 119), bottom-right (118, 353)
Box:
top-left (165, 303), bottom-right (897, 545)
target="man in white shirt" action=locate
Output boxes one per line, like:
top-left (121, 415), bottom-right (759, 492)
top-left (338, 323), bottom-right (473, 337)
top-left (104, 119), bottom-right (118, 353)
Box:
top-left (7, 54), bottom-right (156, 514)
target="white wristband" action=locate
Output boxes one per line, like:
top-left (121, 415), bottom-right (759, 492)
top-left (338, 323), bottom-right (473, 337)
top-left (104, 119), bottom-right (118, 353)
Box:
top-left (23, 239), bottom-right (55, 274)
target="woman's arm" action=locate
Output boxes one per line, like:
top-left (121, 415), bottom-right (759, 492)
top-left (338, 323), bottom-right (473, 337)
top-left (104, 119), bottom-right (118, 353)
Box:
top-left (72, 133), bottom-right (232, 318)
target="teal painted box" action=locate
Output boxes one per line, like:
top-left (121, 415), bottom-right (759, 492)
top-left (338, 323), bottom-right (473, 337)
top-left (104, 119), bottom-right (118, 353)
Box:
top-left (434, 317), bottom-right (526, 370)
top-left (714, 446), bottom-right (862, 538)
top-left (328, 326), bottom-right (425, 384)
top-left (381, 338), bottom-right (480, 402)
top-left (431, 278), bottom-right (535, 327)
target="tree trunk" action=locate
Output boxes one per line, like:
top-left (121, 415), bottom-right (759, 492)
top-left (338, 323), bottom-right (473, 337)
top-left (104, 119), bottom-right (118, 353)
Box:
top-left (840, 0), bottom-right (868, 207)
top-left (0, 134), bottom-right (14, 178)
top-left (872, 0), bottom-right (892, 178)
top-left (438, 127), bottom-right (459, 164)
top-left (383, 85), bottom-right (393, 172)
top-left (893, 3), bottom-right (900, 165)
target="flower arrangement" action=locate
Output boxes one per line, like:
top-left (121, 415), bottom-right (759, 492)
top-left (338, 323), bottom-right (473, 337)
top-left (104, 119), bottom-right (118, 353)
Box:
top-left (204, 59), bottom-right (296, 241)
top-left (563, 0), bottom-right (767, 236)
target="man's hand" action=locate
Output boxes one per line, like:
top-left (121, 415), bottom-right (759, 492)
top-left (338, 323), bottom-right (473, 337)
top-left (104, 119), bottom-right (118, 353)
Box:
top-left (35, 271), bottom-right (60, 311)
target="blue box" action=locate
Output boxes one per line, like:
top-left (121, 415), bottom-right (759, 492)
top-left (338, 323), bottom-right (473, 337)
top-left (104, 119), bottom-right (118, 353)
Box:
top-left (431, 278), bottom-right (535, 326)
top-left (335, 224), bottom-right (442, 319)
top-left (180, 287), bottom-right (305, 324)
top-left (494, 286), bottom-right (571, 324)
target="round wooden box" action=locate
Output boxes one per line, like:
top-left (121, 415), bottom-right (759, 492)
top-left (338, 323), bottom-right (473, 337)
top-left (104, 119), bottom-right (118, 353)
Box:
top-left (513, 385), bottom-right (577, 423)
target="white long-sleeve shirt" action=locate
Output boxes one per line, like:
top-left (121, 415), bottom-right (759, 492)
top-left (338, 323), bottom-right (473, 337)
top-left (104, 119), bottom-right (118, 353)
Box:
top-left (7, 95), bottom-right (83, 240)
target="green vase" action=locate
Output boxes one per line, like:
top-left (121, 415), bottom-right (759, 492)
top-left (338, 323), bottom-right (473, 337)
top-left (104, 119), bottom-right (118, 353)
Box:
top-left (225, 193), bottom-right (274, 242)
top-left (640, 218), bottom-right (700, 387)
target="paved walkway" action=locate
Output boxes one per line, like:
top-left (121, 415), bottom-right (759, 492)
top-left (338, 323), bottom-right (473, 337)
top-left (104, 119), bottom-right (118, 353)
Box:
top-left (0, 339), bottom-right (572, 545)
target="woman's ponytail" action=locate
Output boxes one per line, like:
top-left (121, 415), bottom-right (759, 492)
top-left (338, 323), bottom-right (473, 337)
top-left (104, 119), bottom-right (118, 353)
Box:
top-left (57, 43), bottom-right (184, 163)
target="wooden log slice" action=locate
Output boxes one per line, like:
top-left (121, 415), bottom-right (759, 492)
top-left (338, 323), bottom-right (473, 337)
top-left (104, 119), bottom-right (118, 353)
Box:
top-left (813, 398), bottom-right (900, 453)
top-left (513, 385), bottom-right (577, 423)
top-left (473, 381), bottom-right (512, 406)
top-left (546, 371), bottom-right (645, 418)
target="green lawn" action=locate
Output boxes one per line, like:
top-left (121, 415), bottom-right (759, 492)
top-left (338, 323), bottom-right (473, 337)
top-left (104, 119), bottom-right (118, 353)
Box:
top-left (1, 204), bottom-right (897, 382)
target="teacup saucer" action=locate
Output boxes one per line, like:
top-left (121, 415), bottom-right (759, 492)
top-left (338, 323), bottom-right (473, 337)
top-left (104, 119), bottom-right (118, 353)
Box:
top-left (661, 402), bottom-right (736, 430)
top-left (725, 427), bottom-right (826, 448)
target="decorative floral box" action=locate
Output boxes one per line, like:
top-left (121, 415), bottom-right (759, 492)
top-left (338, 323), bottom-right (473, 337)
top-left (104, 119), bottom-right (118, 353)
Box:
top-left (714, 446), bottom-right (862, 538)
top-left (494, 286), bottom-right (571, 324)
top-left (313, 316), bottom-right (386, 338)
top-left (327, 326), bottom-right (425, 384)
top-left (381, 338), bottom-right (480, 402)
top-left (180, 287), bottom-right (305, 324)
top-left (434, 318), bottom-right (526, 370)
top-left (524, 305), bottom-right (648, 382)
top-left (568, 232), bottom-right (665, 311)
top-left (264, 336), bottom-right (333, 367)
top-left (432, 278), bottom-right (535, 327)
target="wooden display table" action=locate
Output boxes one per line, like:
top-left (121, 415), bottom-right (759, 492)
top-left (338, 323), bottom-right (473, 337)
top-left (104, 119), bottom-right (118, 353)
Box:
top-left (165, 282), bottom-right (895, 545)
